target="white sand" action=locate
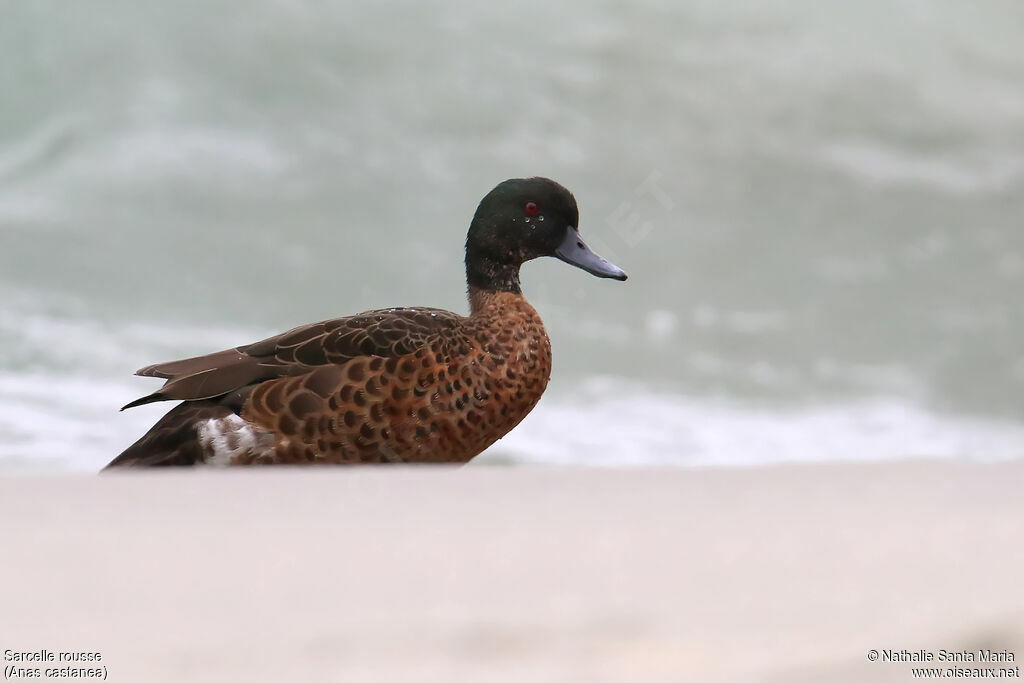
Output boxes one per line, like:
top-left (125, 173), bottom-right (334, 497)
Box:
top-left (1, 462), bottom-right (1022, 682)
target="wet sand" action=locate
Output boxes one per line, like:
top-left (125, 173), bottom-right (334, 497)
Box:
top-left (1, 462), bottom-right (1021, 682)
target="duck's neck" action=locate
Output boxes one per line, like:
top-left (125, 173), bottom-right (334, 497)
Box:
top-left (468, 285), bottom-right (533, 317)
top-left (465, 251), bottom-right (522, 296)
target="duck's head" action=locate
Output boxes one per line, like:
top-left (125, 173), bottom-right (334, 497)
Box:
top-left (465, 177), bottom-right (628, 293)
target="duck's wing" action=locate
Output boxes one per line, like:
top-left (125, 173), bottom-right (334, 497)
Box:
top-left (122, 307), bottom-right (462, 410)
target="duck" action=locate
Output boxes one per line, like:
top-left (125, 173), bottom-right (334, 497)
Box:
top-left (105, 177), bottom-right (627, 468)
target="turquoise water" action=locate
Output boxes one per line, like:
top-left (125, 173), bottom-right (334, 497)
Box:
top-left (2, 1), bottom-right (1023, 470)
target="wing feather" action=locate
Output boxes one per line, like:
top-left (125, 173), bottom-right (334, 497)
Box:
top-left (122, 307), bottom-right (461, 410)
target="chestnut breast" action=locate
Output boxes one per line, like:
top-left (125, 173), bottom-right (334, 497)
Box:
top-left (238, 292), bottom-right (551, 464)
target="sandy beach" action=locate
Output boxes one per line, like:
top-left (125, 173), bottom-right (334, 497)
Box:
top-left (1, 461), bottom-right (1021, 682)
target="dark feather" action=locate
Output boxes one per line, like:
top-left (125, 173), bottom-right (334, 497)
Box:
top-left (122, 308), bottom-right (461, 410)
top-left (105, 401), bottom-right (234, 468)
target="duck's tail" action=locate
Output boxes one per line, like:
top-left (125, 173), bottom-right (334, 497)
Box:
top-left (103, 401), bottom-right (234, 469)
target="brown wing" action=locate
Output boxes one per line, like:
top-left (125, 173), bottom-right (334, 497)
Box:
top-left (122, 307), bottom-right (463, 410)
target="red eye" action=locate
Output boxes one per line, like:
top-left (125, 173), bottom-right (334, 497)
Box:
top-left (524, 202), bottom-right (539, 216)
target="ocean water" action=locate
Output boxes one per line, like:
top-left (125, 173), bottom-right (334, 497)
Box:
top-left (2, 1), bottom-right (1022, 471)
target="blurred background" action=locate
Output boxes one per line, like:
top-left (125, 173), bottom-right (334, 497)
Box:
top-left (1, 0), bottom-right (1022, 471)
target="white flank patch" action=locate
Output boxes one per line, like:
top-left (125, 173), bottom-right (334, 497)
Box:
top-left (196, 414), bottom-right (272, 466)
